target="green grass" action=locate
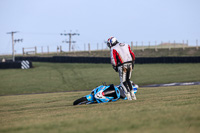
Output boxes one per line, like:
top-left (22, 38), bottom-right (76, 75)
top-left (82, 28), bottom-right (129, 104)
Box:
top-left (0, 85), bottom-right (200, 133)
top-left (0, 63), bottom-right (200, 95)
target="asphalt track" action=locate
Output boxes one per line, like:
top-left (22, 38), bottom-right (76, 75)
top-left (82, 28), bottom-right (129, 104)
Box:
top-left (141, 81), bottom-right (200, 87)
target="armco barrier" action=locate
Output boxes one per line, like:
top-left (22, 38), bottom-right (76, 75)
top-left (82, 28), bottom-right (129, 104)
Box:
top-left (15, 56), bottom-right (200, 64)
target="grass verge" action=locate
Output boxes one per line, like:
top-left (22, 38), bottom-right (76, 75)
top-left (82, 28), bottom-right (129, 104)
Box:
top-left (0, 85), bottom-right (200, 133)
top-left (0, 63), bottom-right (200, 95)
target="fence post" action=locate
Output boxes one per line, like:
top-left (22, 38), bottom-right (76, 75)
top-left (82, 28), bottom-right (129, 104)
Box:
top-left (88, 43), bottom-right (91, 53)
top-left (47, 46), bottom-right (49, 54)
top-left (57, 46), bottom-right (59, 55)
top-left (142, 41), bottom-right (144, 51)
top-left (35, 46), bottom-right (37, 55)
top-left (182, 40), bottom-right (185, 50)
top-left (196, 40), bottom-right (199, 50)
top-left (155, 41), bottom-right (158, 52)
top-left (60, 46), bottom-right (62, 53)
top-left (22, 48), bottom-right (25, 55)
top-left (131, 41), bottom-right (133, 49)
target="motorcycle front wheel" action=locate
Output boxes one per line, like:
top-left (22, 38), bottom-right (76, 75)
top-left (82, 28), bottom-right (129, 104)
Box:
top-left (73, 97), bottom-right (89, 105)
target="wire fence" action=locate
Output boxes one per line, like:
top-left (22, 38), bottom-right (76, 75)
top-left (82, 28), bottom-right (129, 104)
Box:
top-left (1, 39), bottom-right (199, 56)
top-left (76, 40), bottom-right (199, 53)
top-left (21, 40), bottom-right (199, 55)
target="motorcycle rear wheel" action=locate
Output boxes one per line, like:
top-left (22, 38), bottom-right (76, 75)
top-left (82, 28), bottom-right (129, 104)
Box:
top-left (73, 97), bottom-right (89, 105)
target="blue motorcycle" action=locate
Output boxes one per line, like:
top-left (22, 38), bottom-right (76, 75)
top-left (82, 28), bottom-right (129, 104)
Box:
top-left (73, 82), bottom-right (138, 105)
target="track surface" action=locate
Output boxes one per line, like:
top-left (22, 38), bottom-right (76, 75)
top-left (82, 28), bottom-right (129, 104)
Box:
top-left (141, 81), bottom-right (200, 87)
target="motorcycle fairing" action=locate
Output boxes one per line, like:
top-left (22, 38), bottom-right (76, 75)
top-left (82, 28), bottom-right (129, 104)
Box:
top-left (94, 85), bottom-right (121, 103)
top-left (84, 84), bottom-right (138, 104)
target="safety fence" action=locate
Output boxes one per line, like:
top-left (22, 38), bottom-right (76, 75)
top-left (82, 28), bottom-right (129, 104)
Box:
top-left (20, 40), bottom-right (199, 55)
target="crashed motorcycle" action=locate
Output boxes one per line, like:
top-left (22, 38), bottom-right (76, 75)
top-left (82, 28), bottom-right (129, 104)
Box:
top-left (73, 82), bottom-right (138, 105)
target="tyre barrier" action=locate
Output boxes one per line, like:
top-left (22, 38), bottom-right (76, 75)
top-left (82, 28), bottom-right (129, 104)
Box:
top-left (0, 60), bottom-right (32, 69)
top-left (14, 56), bottom-right (200, 64)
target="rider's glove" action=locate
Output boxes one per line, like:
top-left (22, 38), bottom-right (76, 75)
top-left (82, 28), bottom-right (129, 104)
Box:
top-left (113, 65), bottom-right (118, 72)
top-left (132, 60), bottom-right (135, 69)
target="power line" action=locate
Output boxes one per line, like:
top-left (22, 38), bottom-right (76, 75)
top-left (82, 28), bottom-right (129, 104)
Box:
top-left (7, 31), bottom-right (23, 62)
top-left (60, 31), bottom-right (80, 52)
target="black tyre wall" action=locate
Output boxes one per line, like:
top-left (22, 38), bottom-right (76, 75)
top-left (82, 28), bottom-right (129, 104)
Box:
top-left (15, 56), bottom-right (200, 64)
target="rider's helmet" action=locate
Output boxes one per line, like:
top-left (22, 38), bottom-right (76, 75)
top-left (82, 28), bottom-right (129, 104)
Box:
top-left (107, 36), bottom-right (119, 48)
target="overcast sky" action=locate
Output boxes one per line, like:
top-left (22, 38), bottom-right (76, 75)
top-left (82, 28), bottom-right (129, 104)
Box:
top-left (0, 0), bottom-right (200, 54)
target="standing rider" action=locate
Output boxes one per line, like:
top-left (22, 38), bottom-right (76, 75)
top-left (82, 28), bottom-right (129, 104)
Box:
top-left (107, 37), bottom-right (136, 100)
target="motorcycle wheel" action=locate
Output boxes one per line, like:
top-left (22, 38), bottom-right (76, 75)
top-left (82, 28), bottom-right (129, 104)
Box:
top-left (73, 97), bottom-right (89, 105)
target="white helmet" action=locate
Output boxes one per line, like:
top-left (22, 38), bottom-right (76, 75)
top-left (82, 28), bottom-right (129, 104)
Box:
top-left (107, 36), bottom-right (118, 48)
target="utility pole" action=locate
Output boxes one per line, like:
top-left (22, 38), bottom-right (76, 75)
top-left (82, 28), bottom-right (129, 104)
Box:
top-left (7, 31), bottom-right (22, 62)
top-left (60, 31), bottom-right (80, 52)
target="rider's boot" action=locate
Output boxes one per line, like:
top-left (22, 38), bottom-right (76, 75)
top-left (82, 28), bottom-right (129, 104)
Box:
top-left (131, 90), bottom-right (137, 100)
top-left (125, 93), bottom-right (132, 100)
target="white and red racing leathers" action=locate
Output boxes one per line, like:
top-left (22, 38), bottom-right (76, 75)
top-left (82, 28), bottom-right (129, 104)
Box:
top-left (110, 43), bottom-right (135, 100)
top-left (110, 43), bottom-right (135, 67)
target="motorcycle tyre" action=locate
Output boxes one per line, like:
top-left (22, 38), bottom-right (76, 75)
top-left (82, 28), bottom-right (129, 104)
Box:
top-left (73, 97), bottom-right (89, 105)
